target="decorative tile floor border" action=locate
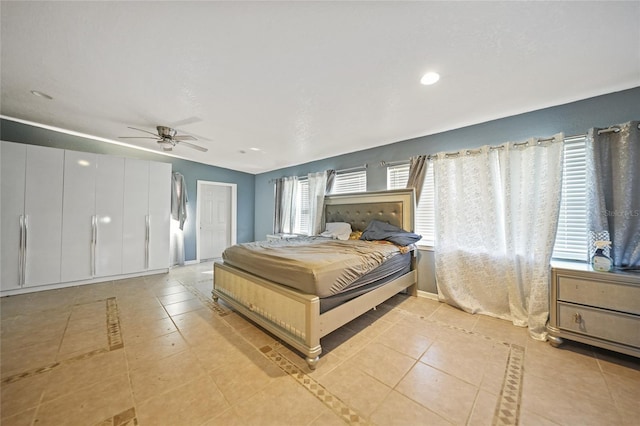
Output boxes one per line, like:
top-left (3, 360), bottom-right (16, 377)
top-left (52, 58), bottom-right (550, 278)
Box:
top-left (493, 344), bottom-right (525, 426)
top-left (94, 407), bottom-right (138, 426)
top-left (186, 279), bottom-right (369, 423)
top-left (2, 298), bottom-right (121, 385)
top-left (179, 279), bottom-right (230, 317)
top-left (396, 309), bottom-right (526, 426)
top-left (106, 297), bottom-right (124, 351)
top-left (197, 287), bottom-right (526, 426)
top-left (260, 345), bottom-right (370, 425)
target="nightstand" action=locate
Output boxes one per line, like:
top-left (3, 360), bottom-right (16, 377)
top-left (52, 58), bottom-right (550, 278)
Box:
top-left (548, 261), bottom-right (640, 358)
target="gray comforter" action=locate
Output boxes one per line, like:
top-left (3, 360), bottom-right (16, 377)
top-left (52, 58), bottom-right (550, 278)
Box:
top-left (221, 237), bottom-right (403, 297)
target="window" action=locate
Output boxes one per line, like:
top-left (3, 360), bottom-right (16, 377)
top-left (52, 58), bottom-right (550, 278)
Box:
top-left (552, 136), bottom-right (588, 261)
top-left (284, 169), bottom-right (366, 236)
top-left (387, 165), bottom-right (409, 190)
top-left (386, 138), bottom-right (589, 258)
top-left (387, 163), bottom-right (435, 245)
top-left (331, 170), bottom-right (367, 194)
top-left (294, 178), bottom-right (310, 235)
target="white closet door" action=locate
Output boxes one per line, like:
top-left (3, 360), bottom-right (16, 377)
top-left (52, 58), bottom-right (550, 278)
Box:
top-left (1, 141), bottom-right (27, 291)
top-left (23, 145), bottom-right (64, 287)
top-left (61, 151), bottom-right (96, 282)
top-left (122, 158), bottom-right (149, 274)
top-left (148, 162), bottom-right (171, 270)
top-left (95, 154), bottom-right (124, 277)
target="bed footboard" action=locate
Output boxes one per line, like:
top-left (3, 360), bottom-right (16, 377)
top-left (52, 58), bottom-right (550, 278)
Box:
top-left (213, 261), bottom-right (322, 366)
top-left (213, 260), bottom-right (417, 369)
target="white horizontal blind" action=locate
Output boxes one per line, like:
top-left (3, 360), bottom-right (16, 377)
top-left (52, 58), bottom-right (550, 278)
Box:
top-left (417, 165), bottom-right (435, 245)
top-left (386, 163), bottom-right (435, 244)
top-left (294, 178), bottom-right (310, 235)
top-left (332, 170), bottom-right (367, 194)
top-left (387, 164), bottom-right (409, 190)
top-left (552, 136), bottom-right (588, 261)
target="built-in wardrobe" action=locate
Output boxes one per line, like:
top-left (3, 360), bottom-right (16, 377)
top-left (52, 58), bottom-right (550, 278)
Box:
top-left (0, 141), bottom-right (171, 295)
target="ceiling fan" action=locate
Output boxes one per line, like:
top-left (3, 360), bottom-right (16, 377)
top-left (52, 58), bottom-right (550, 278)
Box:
top-left (119, 126), bottom-right (208, 152)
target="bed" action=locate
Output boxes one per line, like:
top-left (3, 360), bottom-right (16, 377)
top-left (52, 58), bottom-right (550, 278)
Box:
top-left (212, 189), bottom-right (418, 368)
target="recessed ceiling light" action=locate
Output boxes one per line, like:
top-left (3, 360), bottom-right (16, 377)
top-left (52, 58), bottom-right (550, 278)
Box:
top-left (420, 72), bottom-right (440, 86)
top-left (30, 90), bottom-right (53, 100)
top-left (250, 147), bottom-right (261, 152)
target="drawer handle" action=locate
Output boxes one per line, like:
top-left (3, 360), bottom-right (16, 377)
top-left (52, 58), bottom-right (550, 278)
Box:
top-left (573, 313), bottom-right (582, 323)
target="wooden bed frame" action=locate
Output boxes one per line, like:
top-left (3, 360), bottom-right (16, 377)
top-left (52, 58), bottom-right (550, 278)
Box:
top-left (212, 189), bottom-right (418, 368)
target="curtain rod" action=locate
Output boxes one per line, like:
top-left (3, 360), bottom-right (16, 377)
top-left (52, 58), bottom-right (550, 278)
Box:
top-left (379, 160), bottom-right (409, 167)
top-left (270, 123), bottom-right (638, 178)
top-left (337, 164), bottom-right (368, 174)
top-left (268, 164), bottom-right (367, 184)
top-left (427, 124), bottom-right (639, 160)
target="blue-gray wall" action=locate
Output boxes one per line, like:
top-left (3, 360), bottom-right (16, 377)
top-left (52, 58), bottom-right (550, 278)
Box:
top-left (254, 87), bottom-right (640, 240)
top-left (0, 119), bottom-right (255, 262)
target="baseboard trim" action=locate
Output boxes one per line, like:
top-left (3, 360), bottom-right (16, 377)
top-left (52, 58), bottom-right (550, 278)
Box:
top-left (0, 268), bottom-right (170, 297)
top-left (417, 290), bottom-right (439, 301)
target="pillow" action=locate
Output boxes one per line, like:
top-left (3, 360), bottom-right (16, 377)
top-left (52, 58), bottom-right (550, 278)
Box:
top-left (360, 220), bottom-right (422, 246)
top-left (349, 231), bottom-right (363, 240)
top-left (320, 222), bottom-right (352, 240)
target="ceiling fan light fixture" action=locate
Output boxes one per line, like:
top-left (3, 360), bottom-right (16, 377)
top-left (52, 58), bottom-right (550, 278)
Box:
top-left (120, 125), bottom-right (208, 152)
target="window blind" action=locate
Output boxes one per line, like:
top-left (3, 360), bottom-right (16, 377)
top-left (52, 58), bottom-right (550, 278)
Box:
top-left (386, 164), bottom-right (435, 244)
top-left (552, 136), bottom-right (588, 261)
top-left (417, 165), bottom-right (435, 245)
top-left (387, 165), bottom-right (409, 190)
top-left (332, 170), bottom-right (367, 194)
top-left (295, 178), bottom-right (310, 235)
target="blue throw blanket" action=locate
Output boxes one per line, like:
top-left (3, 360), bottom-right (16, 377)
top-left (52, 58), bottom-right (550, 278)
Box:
top-left (360, 220), bottom-right (422, 246)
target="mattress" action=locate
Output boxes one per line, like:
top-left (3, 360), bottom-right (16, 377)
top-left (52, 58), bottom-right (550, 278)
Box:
top-left (221, 237), bottom-right (407, 298)
top-left (320, 251), bottom-right (412, 313)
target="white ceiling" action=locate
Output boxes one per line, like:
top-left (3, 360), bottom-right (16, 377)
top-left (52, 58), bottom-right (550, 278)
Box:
top-left (2, 1), bottom-right (639, 174)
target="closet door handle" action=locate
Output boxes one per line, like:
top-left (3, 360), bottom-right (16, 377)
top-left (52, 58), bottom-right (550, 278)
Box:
top-left (18, 215), bottom-right (25, 286)
top-left (145, 215), bottom-right (150, 269)
top-left (91, 215), bottom-right (97, 276)
top-left (22, 215), bottom-right (28, 286)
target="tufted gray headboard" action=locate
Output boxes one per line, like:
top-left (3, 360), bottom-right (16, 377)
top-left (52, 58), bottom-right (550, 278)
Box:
top-left (324, 189), bottom-right (415, 232)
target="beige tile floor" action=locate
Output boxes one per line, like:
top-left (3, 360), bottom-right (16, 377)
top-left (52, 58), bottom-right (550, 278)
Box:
top-left (1, 261), bottom-right (638, 425)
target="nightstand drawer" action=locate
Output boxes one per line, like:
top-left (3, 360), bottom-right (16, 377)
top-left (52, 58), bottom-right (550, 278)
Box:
top-left (557, 302), bottom-right (640, 348)
top-left (557, 276), bottom-right (640, 315)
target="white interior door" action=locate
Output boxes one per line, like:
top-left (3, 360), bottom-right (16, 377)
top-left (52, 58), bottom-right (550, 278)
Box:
top-left (61, 150), bottom-right (96, 282)
top-left (95, 154), bottom-right (124, 277)
top-left (1, 142), bottom-right (26, 291)
top-left (24, 145), bottom-right (64, 287)
top-left (148, 162), bottom-right (171, 270)
top-left (197, 181), bottom-right (236, 260)
top-left (122, 158), bottom-right (149, 274)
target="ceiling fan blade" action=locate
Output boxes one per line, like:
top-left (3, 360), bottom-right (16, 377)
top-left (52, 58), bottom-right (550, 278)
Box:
top-left (119, 136), bottom-right (159, 140)
top-left (178, 140), bottom-right (208, 152)
top-left (173, 135), bottom-right (197, 141)
top-left (127, 126), bottom-right (161, 137)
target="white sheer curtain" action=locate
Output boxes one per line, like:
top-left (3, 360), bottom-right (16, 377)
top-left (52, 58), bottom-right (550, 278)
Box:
top-left (435, 134), bottom-right (564, 339)
top-left (308, 171), bottom-right (328, 235)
